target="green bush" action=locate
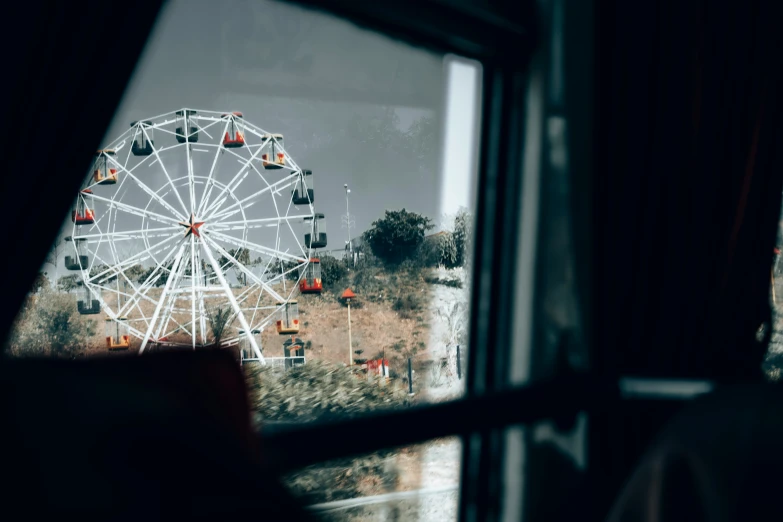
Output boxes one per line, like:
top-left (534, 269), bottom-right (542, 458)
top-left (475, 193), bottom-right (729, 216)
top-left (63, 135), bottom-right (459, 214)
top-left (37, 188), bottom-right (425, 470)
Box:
top-left (319, 256), bottom-right (348, 290)
top-left (364, 209), bottom-right (434, 265)
top-left (282, 256), bottom-right (348, 291)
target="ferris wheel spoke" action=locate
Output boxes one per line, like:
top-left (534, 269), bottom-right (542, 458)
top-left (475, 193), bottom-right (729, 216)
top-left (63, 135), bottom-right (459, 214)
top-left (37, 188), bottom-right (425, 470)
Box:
top-left (80, 211), bottom-right (117, 276)
top-left (139, 243), bottom-right (187, 354)
top-left (88, 193), bottom-right (182, 227)
top-left (202, 234), bottom-right (285, 303)
top-left (198, 124), bottom-right (251, 214)
top-left (210, 214), bottom-right (313, 231)
top-left (240, 121), bottom-right (302, 173)
top-left (186, 141), bottom-right (196, 213)
top-left (113, 238), bottom-right (187, 321)
top-left (86, 233), bottom-right (180, 285)
top-left (114, 281), bottom-right (158, 332)
top-left (190, 234), bottom-right (197, 349)
top-left (193, 245), bottom-right (208, 345)
top-left (199, 140), bottom-right (268, 218)
top-left (209, 168), bottom-right (296, 220)
top-left (206, 228), bottom-right (305, 264)
top-left (247, 282), bottom-right (280, 329)
top-left (190, 115), bottom-right (226, 141)
top-left (204, 172), bottom-right (300, 222)
top-left (116, 167), bottom-right (187, 221)
top-left (161, 319), bottom-right (194, 341)
top-left (74, 226), bottom-right (181, 242)
top-left (201, 239), bottom-right (264, 361)
top-left (155, 243), bottom-right (194, 341)
top-left (285, 216), bottom-right (309, 259)
top-left (142, 125), bottom-right (190, 217)
top-left (195, 120), bottom-right (233, 216)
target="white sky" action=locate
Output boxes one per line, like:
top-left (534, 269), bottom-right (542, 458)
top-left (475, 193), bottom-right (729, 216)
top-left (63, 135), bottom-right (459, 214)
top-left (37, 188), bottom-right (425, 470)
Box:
top-left (439, 56), bottom-right (482, 220)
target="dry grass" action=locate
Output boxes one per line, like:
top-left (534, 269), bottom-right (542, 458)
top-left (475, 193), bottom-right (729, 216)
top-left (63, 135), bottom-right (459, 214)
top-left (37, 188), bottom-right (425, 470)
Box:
top-left (58, 267), bottom-right (441, 378)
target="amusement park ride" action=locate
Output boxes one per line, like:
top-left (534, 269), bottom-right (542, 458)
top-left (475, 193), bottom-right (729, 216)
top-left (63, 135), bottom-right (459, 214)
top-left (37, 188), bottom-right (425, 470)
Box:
top-left (64, 108), bottom-right (327, 365)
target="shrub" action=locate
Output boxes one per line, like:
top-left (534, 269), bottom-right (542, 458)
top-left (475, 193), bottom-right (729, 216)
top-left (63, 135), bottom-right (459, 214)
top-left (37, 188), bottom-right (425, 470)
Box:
top-left (8, 288), bottom-right (97, 356)
top-left (453, 208), bottom-right (473, 267)
top-left (207, 305), bottom-right (234, 345)
top-left (243, 360), bottom-right (409, 423)
top-left (32, 272), bottom-right (50, 293)
top-left (392, 292), bottom-right (423, 320)
top-left (424, 275), bottom-right (463, 288)
top-left (57, 274), bottom-right (81, 293)
top-left (319, 256), bottom-right (348, 290)
top-left (351, 262), bottom-right (386, 302)
top-left (243, 360), bottom-right (410, 506)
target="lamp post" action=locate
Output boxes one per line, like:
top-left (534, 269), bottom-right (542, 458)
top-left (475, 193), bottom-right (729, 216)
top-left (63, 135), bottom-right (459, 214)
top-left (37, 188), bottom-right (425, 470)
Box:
top-left (341, 288), bottom-right (357, 366)
top-left (344, 184), bottom-right (351, 254)
top-left (342, 184), bottom-right (355, 265)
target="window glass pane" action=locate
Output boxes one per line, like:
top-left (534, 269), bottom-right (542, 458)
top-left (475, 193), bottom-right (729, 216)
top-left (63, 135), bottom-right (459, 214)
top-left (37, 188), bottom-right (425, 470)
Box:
top-left (283, 438), bottom-right (461, 521)
top-left (10, 0), bottom-right (481, 515)
top-left (766, 215), bottom-right (783, 379)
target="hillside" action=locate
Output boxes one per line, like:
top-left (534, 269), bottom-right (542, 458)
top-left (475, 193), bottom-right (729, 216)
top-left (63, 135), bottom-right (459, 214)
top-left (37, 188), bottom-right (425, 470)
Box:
top-left (9, 261), bottom-right (469, 514)
top-left (14, 262), bottom-right (469, 395)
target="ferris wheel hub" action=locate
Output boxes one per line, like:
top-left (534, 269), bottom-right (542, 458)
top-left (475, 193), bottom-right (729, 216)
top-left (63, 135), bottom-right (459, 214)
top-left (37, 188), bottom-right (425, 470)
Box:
top-left (178, 213), bottom-right (205, 238)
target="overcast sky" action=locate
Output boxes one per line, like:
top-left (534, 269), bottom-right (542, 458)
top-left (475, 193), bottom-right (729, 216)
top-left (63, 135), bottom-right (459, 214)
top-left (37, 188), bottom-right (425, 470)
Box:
top-left (49, 0), bottom-right (481, 275)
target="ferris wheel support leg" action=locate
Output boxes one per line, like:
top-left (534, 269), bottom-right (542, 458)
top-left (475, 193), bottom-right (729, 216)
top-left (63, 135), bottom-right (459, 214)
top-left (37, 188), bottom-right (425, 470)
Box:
top-left (139, 243), bottom-right (187, 355)
top-left (193, 245), bottom-right (208, 346)
top-left (190, 234), bottom-right (197, 350)
top-left (202, 242), bottom-right (265, 363)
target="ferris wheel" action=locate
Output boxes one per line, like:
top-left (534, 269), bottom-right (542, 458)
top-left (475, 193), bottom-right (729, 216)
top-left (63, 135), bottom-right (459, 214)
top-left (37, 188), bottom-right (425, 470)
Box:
top-left (64, 109), bottom-right (326, 362)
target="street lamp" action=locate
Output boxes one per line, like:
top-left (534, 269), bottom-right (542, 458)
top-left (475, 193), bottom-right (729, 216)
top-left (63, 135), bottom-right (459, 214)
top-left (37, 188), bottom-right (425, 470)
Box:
top-left (344, 184), bottom-right (352, 254)
top-left (341, 288), bottom-right (357, 366)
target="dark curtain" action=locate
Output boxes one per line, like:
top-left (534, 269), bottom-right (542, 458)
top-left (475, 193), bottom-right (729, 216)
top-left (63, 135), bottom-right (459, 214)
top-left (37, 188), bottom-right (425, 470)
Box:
top-left (592, 0), bottom-right (783, 380)
top-left (0, 3), bottom-right (165, 355)
top-left (584, 1), bottom-right (783, 518)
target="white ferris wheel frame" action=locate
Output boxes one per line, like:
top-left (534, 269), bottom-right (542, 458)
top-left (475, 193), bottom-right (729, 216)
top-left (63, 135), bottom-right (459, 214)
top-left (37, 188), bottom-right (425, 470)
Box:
top-left (67, 109), bottom-right (319, 362)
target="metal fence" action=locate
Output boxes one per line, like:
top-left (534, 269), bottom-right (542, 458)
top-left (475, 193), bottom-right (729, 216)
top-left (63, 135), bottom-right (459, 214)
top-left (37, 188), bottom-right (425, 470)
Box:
top-left (239, 354), bottom-right (306, 369)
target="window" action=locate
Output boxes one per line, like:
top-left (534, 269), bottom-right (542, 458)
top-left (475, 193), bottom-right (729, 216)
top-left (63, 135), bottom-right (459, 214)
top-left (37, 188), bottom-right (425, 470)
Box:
top-left (765, 214), bottom-right (783, 379)
top-left (10, 0), bottom-right (483, 516)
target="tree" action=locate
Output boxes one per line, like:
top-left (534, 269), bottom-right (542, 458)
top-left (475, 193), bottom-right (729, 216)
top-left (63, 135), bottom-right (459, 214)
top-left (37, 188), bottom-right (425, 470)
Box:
top-left (453, 208), bottom-right (473, 268)
top-left (32, 272), bottom-right (49, 294)
top-left (123, 264), bottom-right (146, 284)
top-left (436, 232), bottom-right (458, 268)
top-left (218, 248), bottom-right (251, 286)
top-left (281, 259), bottom-right (301, 282)
top-left (137, 260), bottom-right (174, 287)
top-left (318, 256), bottom-right (348, 290)
top-left (43, 235), bottom-right (65, 288)
top-left (57, 274), bottom-right (80, 293)
top-left (207, 305), bottom-right (233, 346)
top-left (364, 209), bottom-right (434, 265)
top-left (89, 264), bottom-right (118, 285)
top-left (8, 287), bottom-right (97, 356)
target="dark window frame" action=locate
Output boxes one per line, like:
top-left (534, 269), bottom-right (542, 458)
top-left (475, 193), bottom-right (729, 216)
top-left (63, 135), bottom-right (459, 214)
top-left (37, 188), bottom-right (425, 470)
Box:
top-left (267, 2), bottom-right (540, 521)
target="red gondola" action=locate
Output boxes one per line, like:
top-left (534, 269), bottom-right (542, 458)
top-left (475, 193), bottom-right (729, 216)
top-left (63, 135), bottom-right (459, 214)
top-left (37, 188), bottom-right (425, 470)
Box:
top-left (72, 189), bottom-right (95, 225)
top-left (299, 258), bottom-right (322, 294)
top-left (221, 112), bottom-right (245, 148)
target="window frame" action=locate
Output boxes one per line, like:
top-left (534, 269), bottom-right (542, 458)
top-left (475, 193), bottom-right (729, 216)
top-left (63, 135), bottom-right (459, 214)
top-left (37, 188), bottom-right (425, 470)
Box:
top-left (268, 1), bottom-right (540, 521)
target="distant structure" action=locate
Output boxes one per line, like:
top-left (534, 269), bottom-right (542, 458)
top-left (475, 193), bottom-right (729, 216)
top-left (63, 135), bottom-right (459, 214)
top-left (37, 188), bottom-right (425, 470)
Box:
top-left (345, 235), bottom-right (365, 266)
